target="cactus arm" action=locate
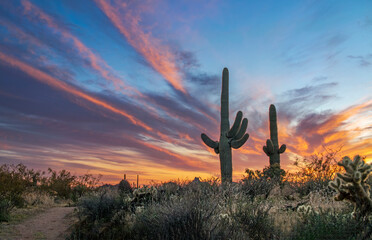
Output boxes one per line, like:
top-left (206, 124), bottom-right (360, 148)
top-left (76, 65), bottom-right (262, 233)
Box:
top-left (234, 118), bottom-right (248, 140)
top-left (359, 165), bottom-right (372, 172)
top-left (266, 139), bottom-right (274, 154)
top-left (227, 111), bottom-right (243, 138)
top-left (351, 155), bottom-right (361, 169)
top-left (263, 146), bottom-right (269, 156)
top-left (221, 68), bottom-right (229, 134)
top-left (201, 133), bottom-right (219, 149)
top-left (231, 133), bottom-right (249, 149)
top-left (336, 172), bottom-right (353, 182)
top-left (278, 144), bottom-right (286, 153)
top-left (329, 182), bottom-right (339, 189)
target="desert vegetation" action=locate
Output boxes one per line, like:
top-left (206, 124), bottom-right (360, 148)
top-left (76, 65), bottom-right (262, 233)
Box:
top-left (1, 154), bottom-right (371, 239)
top-left (62, 149), bottom-right (371, 240)
top-left (0, 163), bottom-right (100, 222)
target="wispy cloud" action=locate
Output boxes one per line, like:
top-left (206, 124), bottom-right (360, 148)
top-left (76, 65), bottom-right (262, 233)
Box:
top-left (21, 0), bottom-right (131, 93)
top-left (0, 52), bottom-right (152, 131)
top-left (94, 0), bottom-right (186, 93)
top-left (348, 54), bottom-right (372, 67)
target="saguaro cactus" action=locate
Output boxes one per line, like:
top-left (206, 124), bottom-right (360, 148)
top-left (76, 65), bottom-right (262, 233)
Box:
top-left (263, 104), bottom-right (286, 167)
top-left (329, 155), bottom-right (372, 219)
top-left (201, 68), bottom-right (249, 183)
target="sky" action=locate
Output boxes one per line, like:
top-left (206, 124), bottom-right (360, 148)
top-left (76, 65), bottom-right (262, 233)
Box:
top-left (0, 0), bottom-right (371, 184)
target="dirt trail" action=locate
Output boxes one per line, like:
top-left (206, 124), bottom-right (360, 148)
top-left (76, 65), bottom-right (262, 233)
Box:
top-left (5, 207), bottom-right (75, 240)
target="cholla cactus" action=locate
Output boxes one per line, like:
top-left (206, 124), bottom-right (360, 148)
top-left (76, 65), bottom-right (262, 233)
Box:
top-left (133, 186), bottom-right (158, 198)
top-left (132, 186), bottom-right (158, 205)
top-left (297, 205), bottom-right (313, 215)
top-left (201, 68), bottom-right (249, 183)
top-left (329, 155), bottom-right (372, 218)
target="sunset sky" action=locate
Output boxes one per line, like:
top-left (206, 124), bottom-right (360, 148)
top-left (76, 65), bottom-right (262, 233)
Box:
top-left (0, 0), bottom-right (371, 184)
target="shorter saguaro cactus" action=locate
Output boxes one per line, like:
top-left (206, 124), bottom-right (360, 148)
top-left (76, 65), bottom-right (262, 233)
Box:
top-left (329, 155), bottom-right (372, 218)
top-left (263, 104), bottom-right (286, 167)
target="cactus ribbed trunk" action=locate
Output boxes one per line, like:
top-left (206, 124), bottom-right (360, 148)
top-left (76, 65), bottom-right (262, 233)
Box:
top-left (220, 68), bottom-right (232, 182)
top-left (201, 68), bottom-right (249, 183)
top-left (269, 105), bottom-right (279, 166)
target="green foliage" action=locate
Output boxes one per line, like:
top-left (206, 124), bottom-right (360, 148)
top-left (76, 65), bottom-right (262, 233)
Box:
top-left (46, 168), bottom-right (76, 199)
top-left (242, 164), bottom-right (285, 200)
top-left (232, 201), bottom-right (278, 239)
top-left (0, 164), bottom-right (42, 208)
top-left (71, 179), bottom-right (280, 240)
top-left (288, 209), bottom-right (370, 240)
top-left (0, 163), bottom-right (100, 222)
top-left (118, 179), bottom-right (132, 195)
top-left (70, 189), bottom-right (132, 240)
top-left (0, 197), bottom-right (12, 222)
top-left (289, 148), bottom-right (343, 196)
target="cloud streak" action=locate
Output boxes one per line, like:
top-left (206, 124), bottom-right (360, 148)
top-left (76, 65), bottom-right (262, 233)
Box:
top-left (94, 0), bottom-right (186, 93)
top-left (0, 52), bottom-right (152, 131)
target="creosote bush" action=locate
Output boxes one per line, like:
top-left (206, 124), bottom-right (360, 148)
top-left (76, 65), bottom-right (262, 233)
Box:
top-left (288, 148), bottom-right (343, 196)
top-left (241, 164), bottom-right (285, 200)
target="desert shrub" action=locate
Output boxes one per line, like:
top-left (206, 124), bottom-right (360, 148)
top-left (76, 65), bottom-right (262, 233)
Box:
top-left (133, 197), bottom-right (216, 239)
top-left (156, 181), bottom-right (181, 201)
top-left (133, 180), bottom-right (277, 240)
top-left (118, 179), bottom-right (132, 195)
top-left (0, 164), bottom-right (42, 208)
top-left (22, 191), bottom-right (55, 206)
top-left (131, 179), bottom-right (233, 240)
top-left (71, 174), bottom-right (101, 202)
top-left (289, 148), bottom-right (343, 196)
top-left (232, 201), bottom-right (279, 240)
top-left (78, 189), bottom-right (125, 222)
top-left (45, 168), bottom-right (76, 199)
top-left (0, 197), bottom-right (12, 222)
top-left (288, 209), bottom-right (370, 240)
top-left (241, 166), bottom-right (282, 200)
top-left (70, 188), bottom-right (133, 239)
top-left (0, 163), bottom-right (101, 222)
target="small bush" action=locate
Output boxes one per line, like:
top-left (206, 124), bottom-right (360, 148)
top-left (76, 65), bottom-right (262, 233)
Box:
top-left (288, 209), bottom-right (369, 240)
top-left (0, 164), bottom-right (41, 208)
top-left (70, 188), bottom-right (132, 239)
top-left (232, 201), bottom-right (279, 239)
top-left (118, 179), bottom-right (132, 195)
top-left (133, 196), bottom-right (218, 240)
top-left (0, 197), bottom-right (12, 222)
top-left (290, 148), bottom-right (343, 196)
top-left (241, 166), bottom-right (280, 200)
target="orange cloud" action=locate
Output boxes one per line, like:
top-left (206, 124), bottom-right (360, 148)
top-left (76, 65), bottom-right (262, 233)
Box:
top-left (0, 52), bottom-right (152, 131)
top-left (141, 141), bottom-right (210, 171)
top-left (19, 0), bottom-right (209, 135)
top-left (94, 0), bottom-right (186, 93)
top-left (21, 0), bottom-right (133, 94)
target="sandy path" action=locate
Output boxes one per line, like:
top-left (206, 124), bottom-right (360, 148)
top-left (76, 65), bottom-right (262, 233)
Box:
top-left (9, 207), bottom-right (75, 240)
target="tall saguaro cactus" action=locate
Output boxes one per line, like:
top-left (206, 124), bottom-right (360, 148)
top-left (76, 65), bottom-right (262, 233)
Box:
top-left (263, 104), bottom-right (286, 167)
top-left (201, 68), bottom-right (249, 183)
